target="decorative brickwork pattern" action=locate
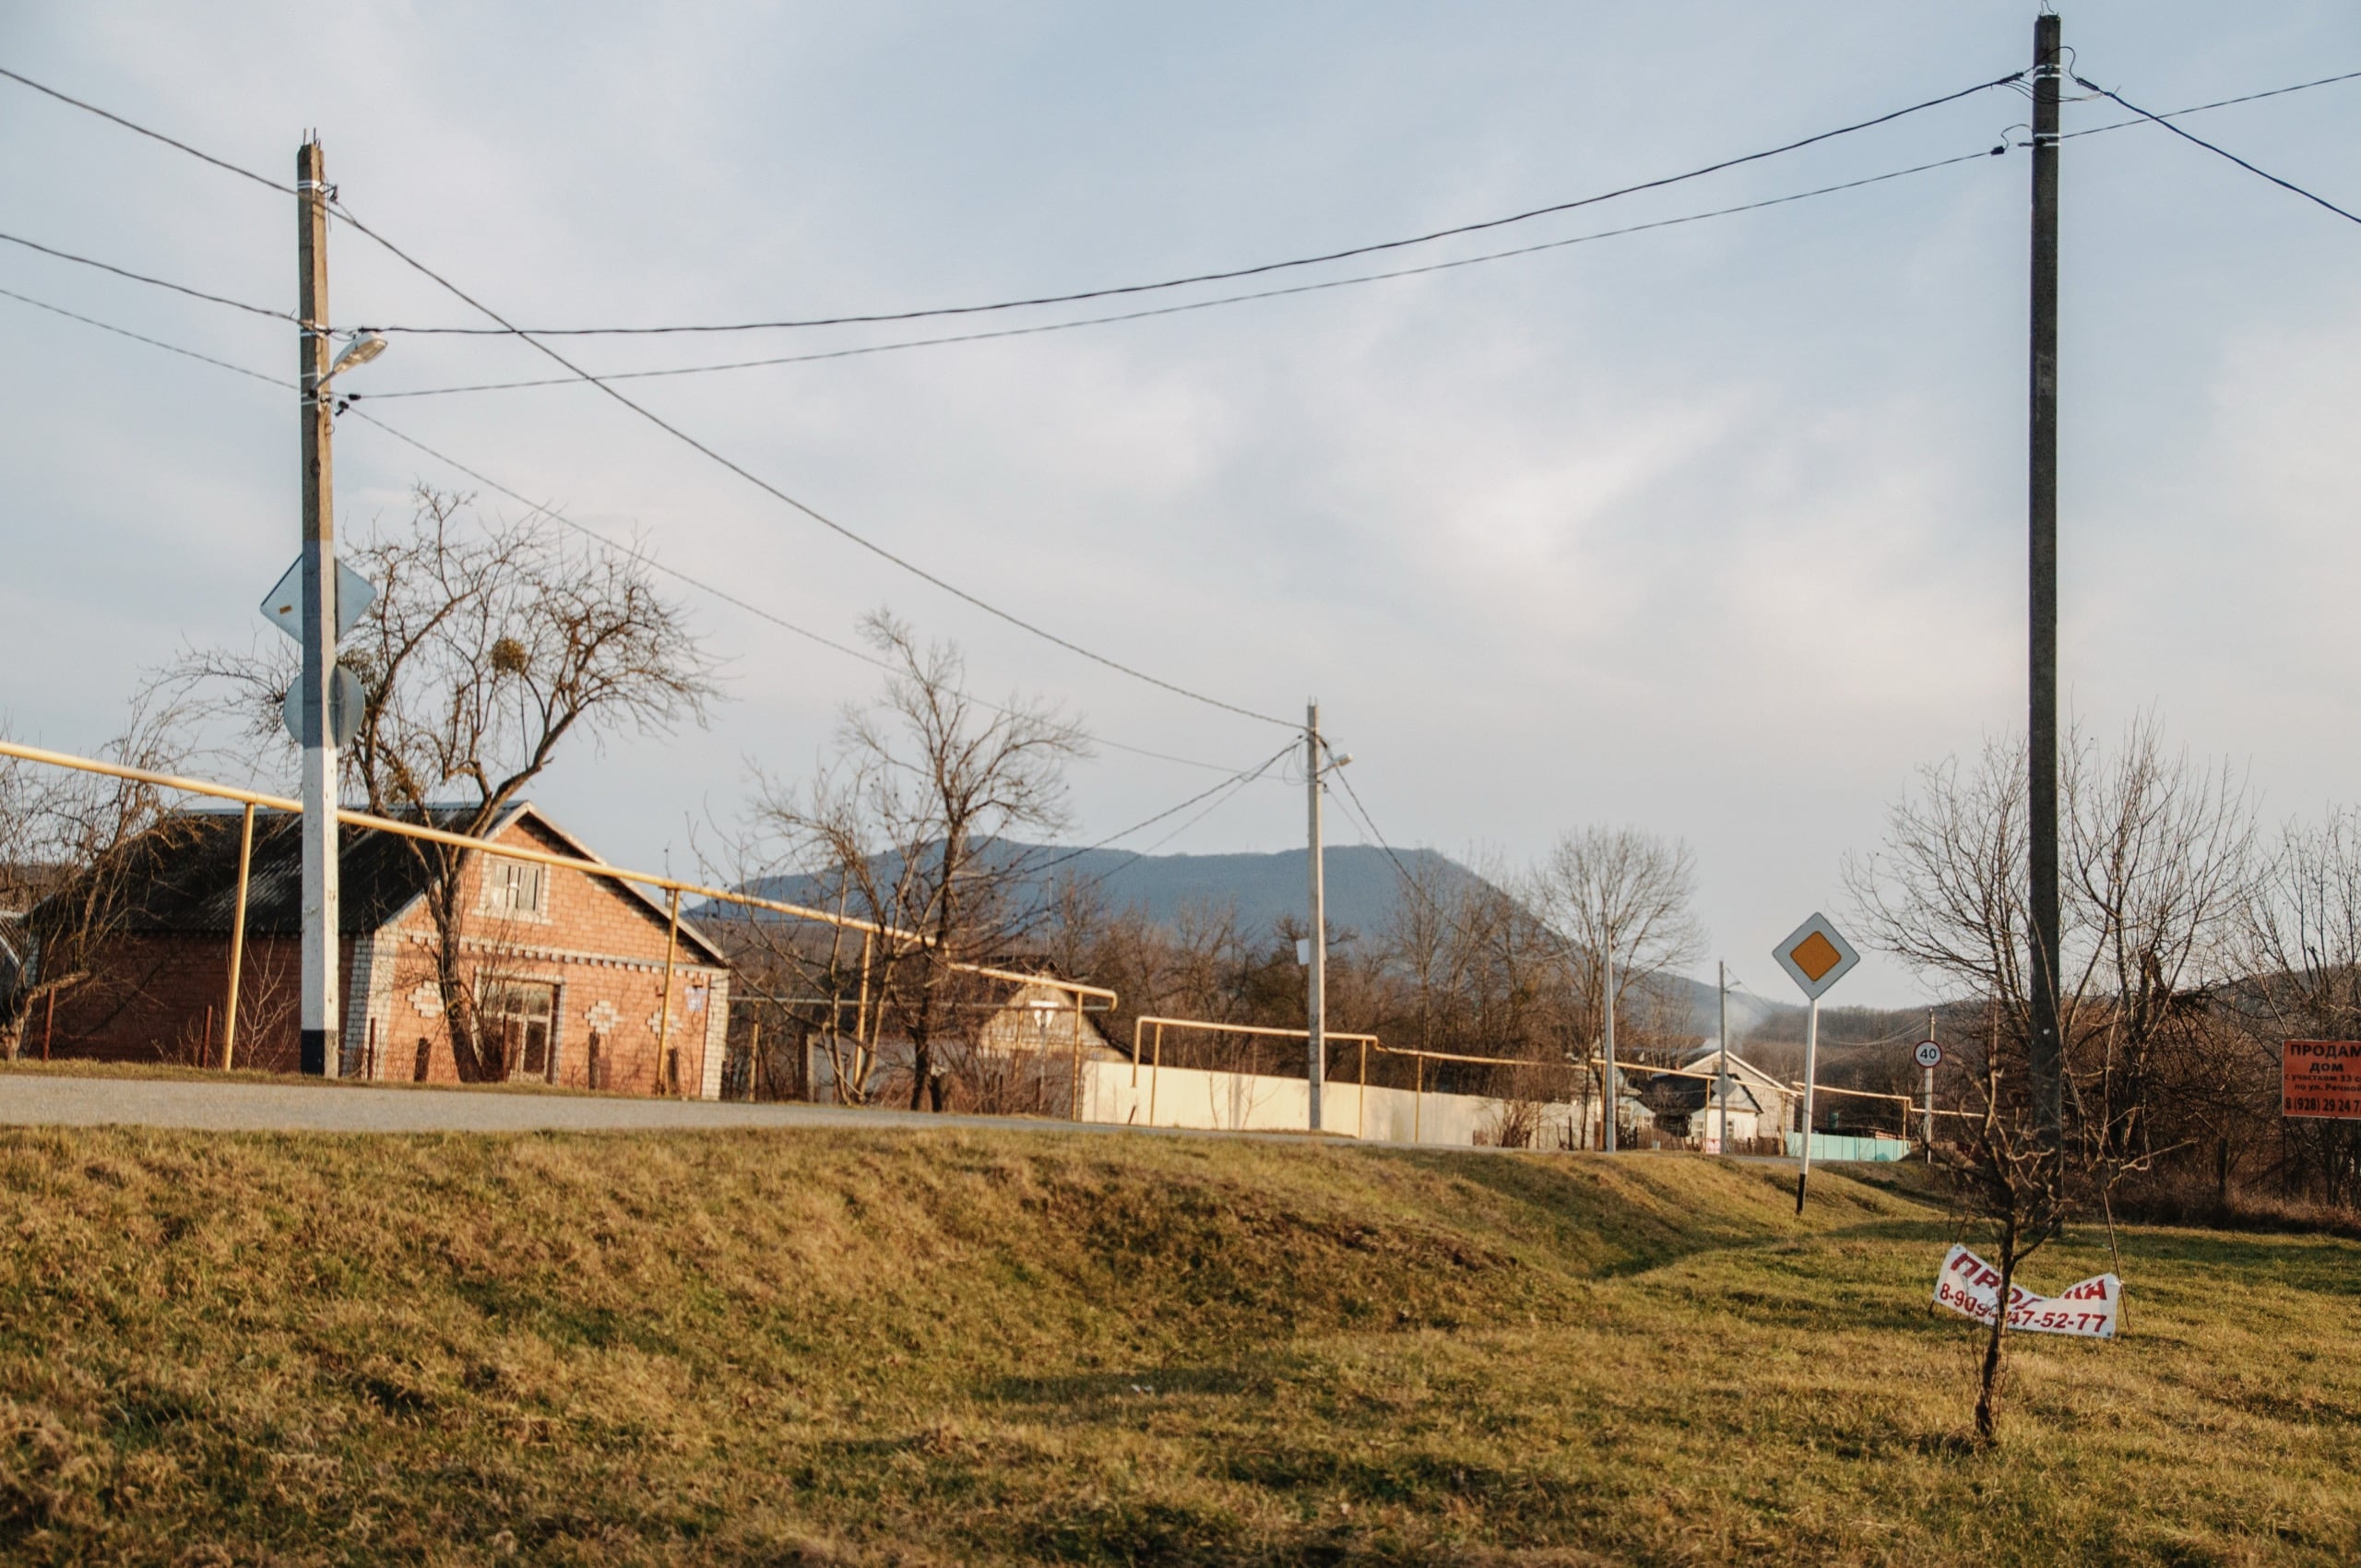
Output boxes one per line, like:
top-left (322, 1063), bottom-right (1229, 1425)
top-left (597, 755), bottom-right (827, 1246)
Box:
top-left (40, 805), bottom-right (730, 1099)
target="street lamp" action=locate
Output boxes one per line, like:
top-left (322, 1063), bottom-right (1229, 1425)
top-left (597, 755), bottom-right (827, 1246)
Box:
top-left (324, 328), bottom-right (387, 384)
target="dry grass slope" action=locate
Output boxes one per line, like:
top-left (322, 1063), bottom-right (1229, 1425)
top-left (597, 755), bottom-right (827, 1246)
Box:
top-left (0, 1128), bottom-right (2355, 1564)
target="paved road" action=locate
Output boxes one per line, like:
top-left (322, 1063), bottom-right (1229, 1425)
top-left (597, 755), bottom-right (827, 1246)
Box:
top-left (0, 1075), bottom-right (1815, 1169)
top-left (0, 1073), bottom-right (1168, 1136)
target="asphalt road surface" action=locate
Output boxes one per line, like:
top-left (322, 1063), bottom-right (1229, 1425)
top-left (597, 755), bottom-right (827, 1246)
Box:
top-left (0, 1075), bottom-right (1807, 1166)
top-left (0, 1074), bottom-right (1157, 1137)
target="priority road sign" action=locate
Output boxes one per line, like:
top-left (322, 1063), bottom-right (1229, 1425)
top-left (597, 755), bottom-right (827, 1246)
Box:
top-left (260, 558), bottom-right (374, 646)
top-left (1776, 910), bottom-right (1860, 1217)
top-left (1774, 912), bottom-right (1859, 1001)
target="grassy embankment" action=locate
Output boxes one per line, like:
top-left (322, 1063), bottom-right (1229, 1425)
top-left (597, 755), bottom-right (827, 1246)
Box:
top-left (2, 1127), bottom-right (2357, 1564)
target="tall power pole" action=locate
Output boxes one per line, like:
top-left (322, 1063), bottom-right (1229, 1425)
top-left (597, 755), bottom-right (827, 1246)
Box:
top-left (1304, 699), bottom-right (1326, 1132)
top-left (296, 139), bottom-right (341, 1078)
top-left (2027, 14), bottom-right (2064, 1153)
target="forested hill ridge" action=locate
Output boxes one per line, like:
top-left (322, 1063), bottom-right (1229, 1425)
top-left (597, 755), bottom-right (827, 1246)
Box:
top-left (725, 841), bottom-right (1489, 949)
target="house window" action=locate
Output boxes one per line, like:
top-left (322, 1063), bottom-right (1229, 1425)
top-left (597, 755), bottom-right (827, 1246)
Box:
top-left (481, 979), bottom-right (558, 1082)
top-left (481, 857), bottom-right (548, 918)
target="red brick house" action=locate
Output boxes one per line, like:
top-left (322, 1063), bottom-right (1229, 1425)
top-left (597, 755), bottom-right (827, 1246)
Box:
top-left (34, 802), bottom-right (732, 1096)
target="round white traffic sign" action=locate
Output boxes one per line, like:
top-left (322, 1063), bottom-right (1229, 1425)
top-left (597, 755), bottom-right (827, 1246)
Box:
top-left (1914, 1040), bottom-right (1943, 1069)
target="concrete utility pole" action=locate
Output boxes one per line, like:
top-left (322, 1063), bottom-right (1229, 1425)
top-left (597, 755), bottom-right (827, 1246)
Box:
top-left (1304, 699), bottom-right (1326, 1133)
top-left (1601, 941), bottom-right (1618, 1154)
top-left (1715, 959), bottom-right (1730, 1155)
top-left (296, 138), bottom-right (340, 1078)
top-left (2027, 13), bottom-right (2065, 1157)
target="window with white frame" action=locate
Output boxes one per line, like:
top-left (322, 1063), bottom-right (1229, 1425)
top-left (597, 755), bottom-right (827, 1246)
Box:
top-left (481, 856), bottom-right (548, 918)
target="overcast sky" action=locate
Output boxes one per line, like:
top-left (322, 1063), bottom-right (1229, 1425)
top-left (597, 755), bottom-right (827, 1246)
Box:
top-left (5, 3), bottom-right (2360, 1007)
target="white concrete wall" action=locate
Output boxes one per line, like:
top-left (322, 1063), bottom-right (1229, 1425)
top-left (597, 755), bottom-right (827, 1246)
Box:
top-left (1078, 1058), bottom-right (1586, 1147)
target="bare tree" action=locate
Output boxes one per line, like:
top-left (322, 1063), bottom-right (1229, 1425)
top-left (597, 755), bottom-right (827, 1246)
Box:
top-left (1849, 717), bottom-right (2248, 1439)
top-left (1374, 851), bottom-right (1577, 1112)
top-left (0, 694), bottom-right (198, 1056)
top-left (1936, 995), bottom-right (2158, 1443)
top-left (2236, 807), bottom-right (2361, 1205)
top-left (750, 611), bottom-right (1088, 1110)
top-left (179, 486), bottom-right (716, 1080)
top-left (1846, 717), bottom-right (2254, 1159)
top-left (1531, 826), bottom-right (1705, 1054)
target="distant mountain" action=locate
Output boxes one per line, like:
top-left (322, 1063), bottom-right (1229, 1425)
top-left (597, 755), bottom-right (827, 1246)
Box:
top-left (712, 840), bottom-right (1777, 1036)
top-left (718, 841), bottom-right (1490, 949)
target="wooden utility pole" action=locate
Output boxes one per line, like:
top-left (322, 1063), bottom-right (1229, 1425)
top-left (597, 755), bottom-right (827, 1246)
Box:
top-left (296, 139), bottom-right (341, 1078)
top-left (2027, 14), bottom-right (2065, 1156)
top-left (1304, 699), bottom-right (1326, 1133)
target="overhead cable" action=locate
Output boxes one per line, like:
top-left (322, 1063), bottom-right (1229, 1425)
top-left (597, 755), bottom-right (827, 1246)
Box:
top-left (0, 65), bottom-right (294, 195)
top-left (348, 71), bottom-right (2026, 338)
top-left (2060, 65), bottom-right (2361, 142)
top-left (0, 281), bottom-right (1257, 777)
top-left (2074, 77), bottom-right (2361, 227)
top-left (1329, 762), bottom-right (1439, 921)
top-left (0, 284), bottom-right (288, 385)
top-left (323, 197), bottom-right (1297, 729)
top-left (0, 228), bottom-right (292, 321)
top-left (353, 146), bottom-right (2009, 402)
top-left (1028, 740), bottom-right (1297, 880)
top-left (346, 407), bottom-right (1267, 773)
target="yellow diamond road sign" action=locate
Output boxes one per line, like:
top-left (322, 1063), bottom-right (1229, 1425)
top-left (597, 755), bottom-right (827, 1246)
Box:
top-left (1774, 912), bottom-right (1859, 1001)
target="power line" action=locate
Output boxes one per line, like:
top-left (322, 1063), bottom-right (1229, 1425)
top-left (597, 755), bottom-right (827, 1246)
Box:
top-left (1029, 740), bottom-right (1296, 880)
top-left (344, 407), bottom-right (1265, 774)
top-left (0, 65), bottom-right (293, 196)
top-left (2074, 76), bottom-right (2361, 227)
top-left (0, 284), bottom-right (287, 385)
top-left (2060, 65), bottom-right (2361, 142)
top-left (343, 72), bottom-right (2026, 339)
top-left (352, 146), bottom-right (2010, 402)
top-left (0, 280), bottom-right (1260, 778)
top-left (323, 196), bottom-right (1298, 730)
top-left (0, 228), bottom-right (292, 321)
top-left (1328, 761), bottom-right (1437, 920)
top-left (7, 53), bottom-right (2355, 365)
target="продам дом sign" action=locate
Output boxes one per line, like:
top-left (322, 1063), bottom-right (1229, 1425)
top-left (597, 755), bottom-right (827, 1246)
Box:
top-left (1931, 1244), bottom-right (2119, 1339)
top-left (2282, 1039), bottom-right (2361, 1120)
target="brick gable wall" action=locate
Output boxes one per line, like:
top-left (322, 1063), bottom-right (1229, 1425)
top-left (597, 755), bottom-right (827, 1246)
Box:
top-left (39, 812), bottom-right (730, 1098)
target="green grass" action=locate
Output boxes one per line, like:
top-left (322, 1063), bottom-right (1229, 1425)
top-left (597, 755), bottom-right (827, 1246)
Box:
top-left (0, 1128), bottom-right (2356, 1564)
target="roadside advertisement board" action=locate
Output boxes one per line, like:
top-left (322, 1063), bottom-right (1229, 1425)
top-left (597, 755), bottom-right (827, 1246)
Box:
top-left (2283, 1040), bottom-right (2361, 1120)
top-left (1931, 1244), bottom-right (2118, 1339)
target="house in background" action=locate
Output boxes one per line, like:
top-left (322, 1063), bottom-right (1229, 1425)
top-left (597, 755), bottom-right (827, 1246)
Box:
top-left (1637, 1046), bottom-right (1798, 1148)
top-left (34, 802), bottom-right (732, 1097)
top-left (801, 979), bottom-right (1123, 1112)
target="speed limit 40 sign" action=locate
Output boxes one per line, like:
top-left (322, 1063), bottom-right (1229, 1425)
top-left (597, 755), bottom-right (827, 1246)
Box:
top-left (1914, 1040), bottom-right (1943, 1069)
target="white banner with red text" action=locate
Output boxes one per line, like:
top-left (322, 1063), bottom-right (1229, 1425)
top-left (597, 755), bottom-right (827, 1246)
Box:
top-left (1931, 1243), bottom-right (2119, 1338)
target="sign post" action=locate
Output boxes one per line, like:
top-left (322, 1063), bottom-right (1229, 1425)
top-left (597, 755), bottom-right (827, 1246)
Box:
top-left (1914, 1038), bottom-right (1943, 1159)
top-left (1774, 911), bottom-right (1860, 1215)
